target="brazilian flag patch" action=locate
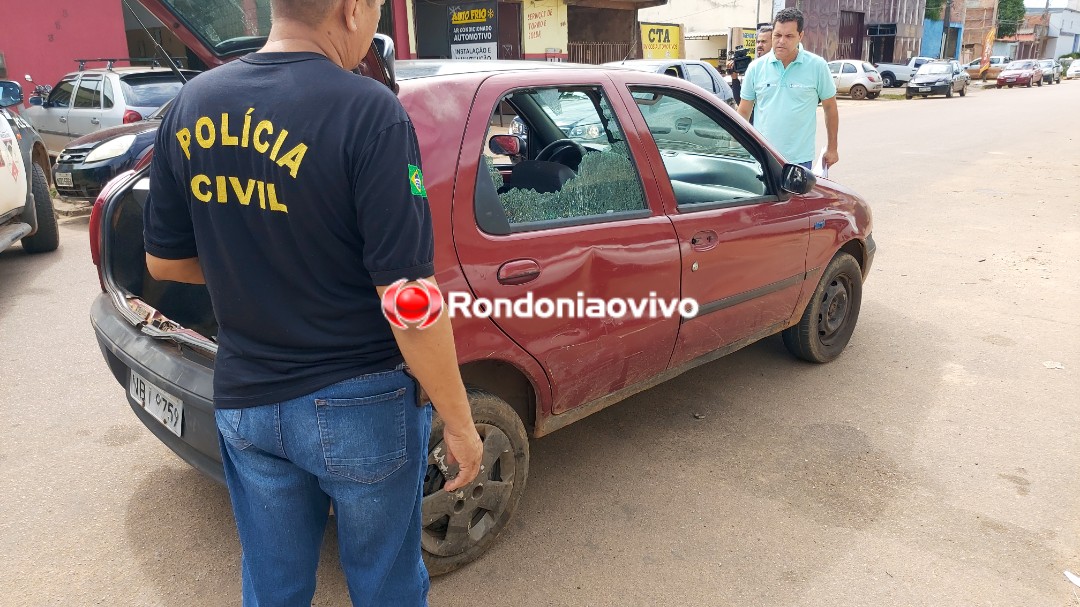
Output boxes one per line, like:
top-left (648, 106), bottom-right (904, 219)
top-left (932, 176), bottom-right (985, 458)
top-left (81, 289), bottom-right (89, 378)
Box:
top-left (408, 164), bottom-right (427, 198)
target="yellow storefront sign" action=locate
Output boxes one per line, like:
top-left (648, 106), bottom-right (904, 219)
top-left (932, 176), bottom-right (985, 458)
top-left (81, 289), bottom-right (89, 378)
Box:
top-left (641, 23), bottom-right (682, 59)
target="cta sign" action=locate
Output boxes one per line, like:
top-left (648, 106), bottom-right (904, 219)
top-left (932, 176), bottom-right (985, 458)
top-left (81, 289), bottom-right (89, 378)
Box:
top-left (640, 23), bottom-right (682, 59)
top-left (449, 1), bottom-right (498, 60)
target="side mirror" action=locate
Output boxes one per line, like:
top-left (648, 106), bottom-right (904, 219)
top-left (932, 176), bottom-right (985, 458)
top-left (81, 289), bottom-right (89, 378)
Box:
top-left (488, 134), bottom-right (525, 157)
top-left (0, 80), bottom-right (23, 108)
top-left (781, 163), bottom-right (816, 194)
top-left (28, 96), bottom-right (43, 107)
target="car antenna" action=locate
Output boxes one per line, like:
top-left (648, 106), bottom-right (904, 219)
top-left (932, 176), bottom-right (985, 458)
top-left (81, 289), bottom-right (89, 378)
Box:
top-left (620, 22), bottom-right (639, 64)
top-left (121, 0), bottom-right (188, 84)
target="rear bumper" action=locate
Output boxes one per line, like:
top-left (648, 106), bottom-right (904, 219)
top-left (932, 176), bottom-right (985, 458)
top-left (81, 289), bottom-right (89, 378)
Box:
top-left (90, 293), bottom-right (224, 484)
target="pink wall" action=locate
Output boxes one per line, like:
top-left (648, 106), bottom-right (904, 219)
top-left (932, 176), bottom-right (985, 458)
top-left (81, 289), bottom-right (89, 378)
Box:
top-left (1, 2), bottom-right (129, 99)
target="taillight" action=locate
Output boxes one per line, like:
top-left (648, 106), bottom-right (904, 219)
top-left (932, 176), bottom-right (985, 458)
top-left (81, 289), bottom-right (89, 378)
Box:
top-left (123, 110), bottom-right (142, 124)
top-left (868, 75), bottom-right (879, 82)
top-left (89, 170), bottom-right (136, 291)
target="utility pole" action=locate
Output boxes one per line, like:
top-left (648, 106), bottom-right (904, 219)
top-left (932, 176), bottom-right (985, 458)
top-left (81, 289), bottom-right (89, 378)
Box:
top-left (940, 0), bottom-right (954, 59)
top-left (1033, 0), bottom-right (1051, 59)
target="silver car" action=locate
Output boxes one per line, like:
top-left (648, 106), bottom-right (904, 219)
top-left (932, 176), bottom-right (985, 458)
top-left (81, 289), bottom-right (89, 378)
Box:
top-left (828, 60), bottom-right (884, 100)
top-left (23, 66), bottom-right (198, 157)
top-left (1038, 59), bottom-right (1062, 84)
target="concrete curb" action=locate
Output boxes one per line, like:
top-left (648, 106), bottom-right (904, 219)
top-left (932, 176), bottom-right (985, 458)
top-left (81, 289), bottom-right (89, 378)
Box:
top-left (54, 198), bottom-right (92, 218)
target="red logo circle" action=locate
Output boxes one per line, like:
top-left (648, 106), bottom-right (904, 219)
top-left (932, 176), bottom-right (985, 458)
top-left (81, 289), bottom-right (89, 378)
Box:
top-left (395, 286), bottom-right (431, 322)
top-left (381, 279), bottom-right (444, 330)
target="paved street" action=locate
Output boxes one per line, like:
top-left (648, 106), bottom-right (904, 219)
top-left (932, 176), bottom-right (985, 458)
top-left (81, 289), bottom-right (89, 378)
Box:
top-left (2, 81), bottom-right (1078, 606)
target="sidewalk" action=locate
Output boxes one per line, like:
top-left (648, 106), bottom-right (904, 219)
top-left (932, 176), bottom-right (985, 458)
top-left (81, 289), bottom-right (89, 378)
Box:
top-left (54, 198), bottom-right (92, 218)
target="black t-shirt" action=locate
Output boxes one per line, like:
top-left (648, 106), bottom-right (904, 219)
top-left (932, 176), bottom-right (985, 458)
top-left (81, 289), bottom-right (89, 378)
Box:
top-left (144, 52), bottom-right (434, 409)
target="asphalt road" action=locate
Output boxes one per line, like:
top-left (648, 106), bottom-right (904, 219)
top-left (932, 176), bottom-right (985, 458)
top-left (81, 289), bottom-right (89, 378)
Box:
top-left (2, 80), bottom-right (1078, 607)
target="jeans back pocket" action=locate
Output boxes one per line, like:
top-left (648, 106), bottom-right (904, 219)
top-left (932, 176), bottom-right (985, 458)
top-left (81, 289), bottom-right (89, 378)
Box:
top-left (315, 388), bottom-right (408, 484)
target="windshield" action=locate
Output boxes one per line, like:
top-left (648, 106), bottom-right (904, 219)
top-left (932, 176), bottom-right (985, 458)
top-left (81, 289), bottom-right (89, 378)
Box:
top-left (157, 0), bottom-right (272, 52)
top-left (918, 64), bottom-right (952, 75)
top-left (1006, 61), bottom-right (1034, 70)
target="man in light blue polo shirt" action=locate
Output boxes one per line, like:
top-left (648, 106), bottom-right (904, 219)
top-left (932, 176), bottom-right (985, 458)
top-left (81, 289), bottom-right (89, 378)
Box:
top-left (738, 8), bottom-right (839, 170)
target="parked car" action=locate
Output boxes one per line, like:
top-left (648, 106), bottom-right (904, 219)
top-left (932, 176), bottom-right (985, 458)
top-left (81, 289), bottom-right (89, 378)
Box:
top-left (90, 1), bottom-right (874, 578)
top-left (905, 60), bottom-right (970, 99)
top-left (996, 60), bottom-right (1044, 88)
top-left (827, 60), bottom-right (883, 100)
top-left (603, 59), bottom-right (737, 107)
top-left (0, 81), bottom-right (58, 254)
top-left (52, 100), bottom-right (167, 202)
top-left (964, 55), bottom-right (1010, 81)
top-left (873, 56), bottom-right (936, 87)
top-left (1068, 59), bottom-right (1080, 79)
top-left (1038, 59), bottom-right (1062, 84)
top-left (23, 65), bottom-right (197, 157)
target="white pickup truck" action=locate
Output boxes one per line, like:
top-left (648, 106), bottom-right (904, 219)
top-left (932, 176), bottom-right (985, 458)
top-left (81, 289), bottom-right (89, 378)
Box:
top-left (873, 56), bottom-right (937, 88)
top-left (0, 80), bottom-right (58, 255)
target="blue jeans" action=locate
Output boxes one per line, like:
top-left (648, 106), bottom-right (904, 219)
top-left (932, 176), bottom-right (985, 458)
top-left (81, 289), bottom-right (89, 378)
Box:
top-left (215, 367), bottom-right (433, 607)
top-left (799, 161), bottom-right (813, 170)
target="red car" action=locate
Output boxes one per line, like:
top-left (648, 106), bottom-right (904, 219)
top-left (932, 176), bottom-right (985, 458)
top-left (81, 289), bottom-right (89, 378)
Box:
top-left (90, 1), bottom-right (874, 576)
top-left (996, 60), bottom-right (1044, 88)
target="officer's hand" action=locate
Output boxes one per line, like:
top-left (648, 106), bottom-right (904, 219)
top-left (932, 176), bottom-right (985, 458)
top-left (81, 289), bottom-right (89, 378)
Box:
top-left (442, 424), bottom-right (484, 492)
top-left (823, 149), bottom-right (839, 168)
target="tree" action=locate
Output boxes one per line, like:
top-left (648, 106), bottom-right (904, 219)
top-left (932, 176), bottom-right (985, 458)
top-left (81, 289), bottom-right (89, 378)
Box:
top-left (997, 0), bottom-right (1026, 38)
top-left (925, 0), bottom-right (945, 20)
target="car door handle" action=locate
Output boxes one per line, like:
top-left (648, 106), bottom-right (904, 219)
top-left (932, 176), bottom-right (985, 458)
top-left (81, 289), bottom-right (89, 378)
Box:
top-left (690, 230), bottom-right (718, 251)
top-left (91, 118), bottom-right (100, 125)
top-left (59, 117), bottom-right (67, 123)
top-left (497, 259), bottom-right (541, 285)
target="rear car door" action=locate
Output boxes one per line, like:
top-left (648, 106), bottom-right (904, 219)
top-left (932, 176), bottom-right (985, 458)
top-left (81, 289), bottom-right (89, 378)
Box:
top-left (453, 72), bottom-right (682, 415)
top-left (67, 74), bottom-right (107, 141)
top-left (619, 84), bottom-right (812, 366)
top-left (33, 76), bottom-right (78, 154)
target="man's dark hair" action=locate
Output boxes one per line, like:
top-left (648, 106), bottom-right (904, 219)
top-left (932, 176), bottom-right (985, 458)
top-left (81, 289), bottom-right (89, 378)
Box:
top-left (774, 8), bottom-right (804, 33)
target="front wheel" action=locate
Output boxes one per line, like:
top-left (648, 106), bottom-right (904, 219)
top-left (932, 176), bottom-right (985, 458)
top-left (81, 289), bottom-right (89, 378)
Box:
top-left (959, 84), bottom-right (966, 97)
top-left (21, 164), bottom-right (59, 254)
top-left (421, 390), bottom-right (529, 576)
top-left (946, 86), bottom-right (953, 98)
top-left (782, 252), bottom-right (863, 363)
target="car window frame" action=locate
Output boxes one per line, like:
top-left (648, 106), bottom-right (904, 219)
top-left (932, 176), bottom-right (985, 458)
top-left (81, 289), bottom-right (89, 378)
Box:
top-left (48, 76), bottom-right (79, 109)
top-left (473, 83), bottom-right (655, 235)
top-left (72, 74), bottom-right (104, 110)
top-left (684, 62), bottom-right (716, 93)
top-left (842, 62), bottom-right (858, 74)
top-left (625, 84), bottom-right (780, 214)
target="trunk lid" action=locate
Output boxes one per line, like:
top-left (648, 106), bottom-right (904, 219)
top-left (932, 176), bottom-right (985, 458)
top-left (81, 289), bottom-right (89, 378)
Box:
top-left (135, 0), bottom-right (397, 91)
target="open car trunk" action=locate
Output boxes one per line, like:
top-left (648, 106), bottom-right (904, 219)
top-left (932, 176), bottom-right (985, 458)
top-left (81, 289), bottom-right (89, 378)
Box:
top-left (105, 175), bottom-right (219, 345)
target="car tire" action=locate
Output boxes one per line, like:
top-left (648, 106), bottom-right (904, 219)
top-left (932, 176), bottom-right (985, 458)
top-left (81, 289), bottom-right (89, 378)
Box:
top-left (1027, 79), bottom-right (1033, 87)
top-left (946, 86), bottom-right (953, 98)
top-left (996, 84), bottom-right (1002, 89)
top-left (905, 92), bottom-right (913, 99)
top-left (21, 163), bottom-right (59, 254)
top-left (867, 92), bottom-right (879, 99)
top-left (1036, 78), bottom-right (1042, 87)
top-left (849, 84), bottom-right (867, 100)
top-left (881, 72), bottom-right (895, 88)
top-left (782, 252), bottom-right (863, 364)
top-left (421, 389), bottom-right (529, 576)
top-left (959, 84), bottom-right (966, 97)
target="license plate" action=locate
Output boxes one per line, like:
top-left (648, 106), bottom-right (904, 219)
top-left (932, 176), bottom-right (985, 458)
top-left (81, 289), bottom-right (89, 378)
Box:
top-left (1006, 78), bottom-right (1015, 82)
top-left (919, 87), bottom-right (931, 92)
top-left (55, 172), bottom-right (73, 188)
top-left (129, 371), bottom-right (183, 437)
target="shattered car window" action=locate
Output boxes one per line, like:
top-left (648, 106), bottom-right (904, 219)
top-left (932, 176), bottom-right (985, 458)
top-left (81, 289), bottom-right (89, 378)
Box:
top-left (160, 0), bottom-right (272, 48)
top-left (476, 86), bottom-right (647, 230)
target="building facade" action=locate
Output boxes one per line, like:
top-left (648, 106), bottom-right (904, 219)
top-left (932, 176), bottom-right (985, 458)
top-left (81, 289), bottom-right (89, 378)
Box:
top-left (784, 0), bottom-right (927, 63)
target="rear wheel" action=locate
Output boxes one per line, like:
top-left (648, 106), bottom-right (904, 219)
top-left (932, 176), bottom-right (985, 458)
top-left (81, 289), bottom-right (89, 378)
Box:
top-left (849, 84), bottom-right (868, 100)
top-left (782, 252), bottom-right (863, 363)
top-left (21, 164), bottom-right (59, 254)
top-left (421, 390), bottom-right (529, 576)
top-left (881, 72), bottom-right (895, 88)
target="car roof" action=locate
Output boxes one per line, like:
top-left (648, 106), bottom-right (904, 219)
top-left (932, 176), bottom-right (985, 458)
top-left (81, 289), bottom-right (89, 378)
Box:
top-left (61, 66), bottom-right (196, 78)
top-left (396, 60), bottom-right (600, 81)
